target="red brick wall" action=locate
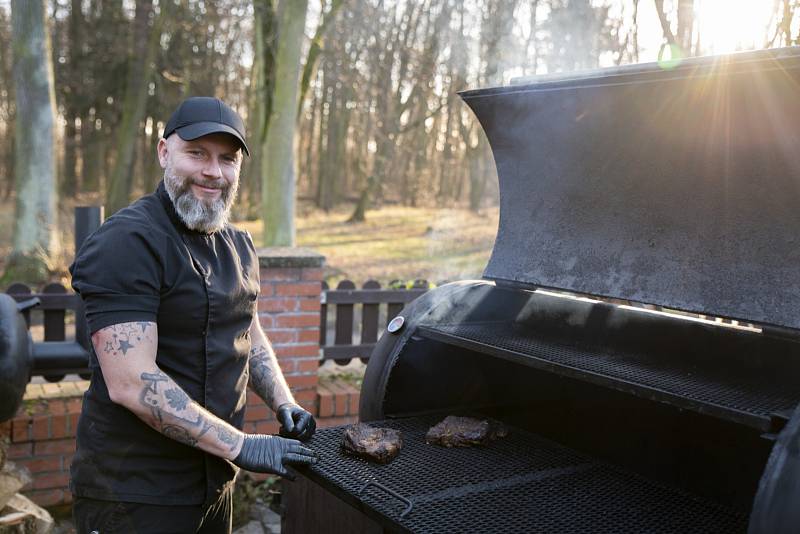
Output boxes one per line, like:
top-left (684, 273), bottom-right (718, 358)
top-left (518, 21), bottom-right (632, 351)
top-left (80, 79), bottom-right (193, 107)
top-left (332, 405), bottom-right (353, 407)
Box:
top-left (244, 248), bottom-right (325, 435)
top-left (3, 393), bottom-right (84, 507)
top-left (0, 247), bottom-right (360, 509)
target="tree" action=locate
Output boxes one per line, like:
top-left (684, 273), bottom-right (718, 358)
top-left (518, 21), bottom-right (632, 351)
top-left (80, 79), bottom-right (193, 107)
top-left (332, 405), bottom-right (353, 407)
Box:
top-left (0, 6), bottom-right (15, 200)
top-left (261, 0), bottom-right (309, 246)
top-left (4, 0), bottom-right (60, 284)
top-left (105, 0), bottom-right (159, 215)
top-left (654, 0), bottom-right (695, 58)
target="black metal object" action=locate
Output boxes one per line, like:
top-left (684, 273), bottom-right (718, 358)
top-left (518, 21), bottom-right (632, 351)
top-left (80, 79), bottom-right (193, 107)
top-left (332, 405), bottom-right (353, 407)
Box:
top-left (0, 295), bottom-right (36, 422)
top-left (304, 49), bottom-right (800, 534)
top-left (359, 482), bottom-right (413, 519)
top-left (749, 404), bottom-right (800, 534)
top-left (461, 47), bottom-right (800, 331)
top-left (298, 418), bottom-right (747, 533)
top-left (419, 322), bottom-right (800, 432)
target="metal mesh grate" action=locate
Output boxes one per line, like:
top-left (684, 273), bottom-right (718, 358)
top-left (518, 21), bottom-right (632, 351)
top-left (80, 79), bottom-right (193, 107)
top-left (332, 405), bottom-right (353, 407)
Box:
top-left (422, 323), bottom-right (799, 426)
top-left (300, 417), bottom-right (747, 533)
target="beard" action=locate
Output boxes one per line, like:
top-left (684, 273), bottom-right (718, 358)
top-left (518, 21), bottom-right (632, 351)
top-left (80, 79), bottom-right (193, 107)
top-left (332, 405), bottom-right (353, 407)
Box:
top-left (163, 165), bottom-right (239, 234)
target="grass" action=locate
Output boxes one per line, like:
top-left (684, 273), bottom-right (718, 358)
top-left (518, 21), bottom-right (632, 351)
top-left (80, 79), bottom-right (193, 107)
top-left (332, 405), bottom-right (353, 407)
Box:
top-left (0, 198), bottom-right (500, 288)
top-left (241, 203), bottom-right (500, 286)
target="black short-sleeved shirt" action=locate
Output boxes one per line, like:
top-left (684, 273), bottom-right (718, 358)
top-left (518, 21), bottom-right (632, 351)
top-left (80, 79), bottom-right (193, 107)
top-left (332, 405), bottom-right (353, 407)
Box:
top-left (69, 181), bottom-right (260, 505)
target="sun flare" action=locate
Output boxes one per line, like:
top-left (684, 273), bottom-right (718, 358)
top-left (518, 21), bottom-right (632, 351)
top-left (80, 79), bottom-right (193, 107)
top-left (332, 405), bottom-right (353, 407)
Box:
top-left (694, 0), bottom-right (776, 54)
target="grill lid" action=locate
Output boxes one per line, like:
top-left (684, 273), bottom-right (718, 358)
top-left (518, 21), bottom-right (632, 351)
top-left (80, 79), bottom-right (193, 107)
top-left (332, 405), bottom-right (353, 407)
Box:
top-left (460, 47), bottom-right (800, 331)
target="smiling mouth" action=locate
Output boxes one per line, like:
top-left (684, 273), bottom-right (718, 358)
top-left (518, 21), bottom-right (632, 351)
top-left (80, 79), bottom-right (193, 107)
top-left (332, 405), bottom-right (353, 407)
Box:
top-left (192, 183), bottom-right (222, 194)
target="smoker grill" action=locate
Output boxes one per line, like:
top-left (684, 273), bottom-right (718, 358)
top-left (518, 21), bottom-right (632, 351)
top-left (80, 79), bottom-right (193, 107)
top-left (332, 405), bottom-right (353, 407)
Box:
top-left (283, 47), bottom-right (800, 534)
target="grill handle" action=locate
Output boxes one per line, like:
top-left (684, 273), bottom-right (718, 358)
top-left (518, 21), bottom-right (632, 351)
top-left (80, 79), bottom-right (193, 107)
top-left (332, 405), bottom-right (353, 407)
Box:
top-left (359, 481), bottom-right (413, 519)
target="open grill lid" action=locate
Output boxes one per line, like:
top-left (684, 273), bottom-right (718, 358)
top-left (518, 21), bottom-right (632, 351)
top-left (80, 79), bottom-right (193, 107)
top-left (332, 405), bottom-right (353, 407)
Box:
top-left (460, 47), bottom-right (800, 331)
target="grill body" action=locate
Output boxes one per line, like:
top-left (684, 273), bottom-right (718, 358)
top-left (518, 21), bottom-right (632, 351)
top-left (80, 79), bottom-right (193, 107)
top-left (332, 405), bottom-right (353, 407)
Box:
top-left (0, 294), bottom-right (34, 422)
top-left (284, 48), bottom-right (800, 533)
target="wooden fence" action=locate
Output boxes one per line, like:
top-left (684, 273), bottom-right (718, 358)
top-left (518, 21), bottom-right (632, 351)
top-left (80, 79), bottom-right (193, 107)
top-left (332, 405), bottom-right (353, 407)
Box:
top-left (319, 279), bottom-right (432, 365)
top-left (4, 277), bottom-right (434, 380)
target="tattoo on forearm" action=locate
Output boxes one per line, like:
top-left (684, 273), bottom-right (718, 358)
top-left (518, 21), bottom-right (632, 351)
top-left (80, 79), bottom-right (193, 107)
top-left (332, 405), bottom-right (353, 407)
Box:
top-left (249, 345), bottom-right (277, 408)
top-left (97, 322), bottom-right (152, 357)
top-left (165, 388), bottom-right (189, 410)
top-left (138, 369), bottom-right (241, 451)
top-left (163, 424), bottom-right (198, 447)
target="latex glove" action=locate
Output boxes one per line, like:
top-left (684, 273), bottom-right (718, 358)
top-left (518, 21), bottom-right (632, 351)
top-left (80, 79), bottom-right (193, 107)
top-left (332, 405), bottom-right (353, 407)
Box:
top-left (232, 434), bottom-right (317, 479)
top-left (277, 402), bottom-right (317, 441)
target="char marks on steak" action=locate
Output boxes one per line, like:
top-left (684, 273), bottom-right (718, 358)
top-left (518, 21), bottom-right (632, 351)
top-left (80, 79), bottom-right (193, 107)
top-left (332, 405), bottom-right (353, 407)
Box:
top-left (425, 416), bottom-right (508, 448)
top-left (341, 423), bottom-right (403, 464)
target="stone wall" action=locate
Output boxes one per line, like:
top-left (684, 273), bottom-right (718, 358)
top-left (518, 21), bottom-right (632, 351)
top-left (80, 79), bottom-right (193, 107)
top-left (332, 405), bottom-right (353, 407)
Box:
top-left (0, 247), bottom-right (359, 508)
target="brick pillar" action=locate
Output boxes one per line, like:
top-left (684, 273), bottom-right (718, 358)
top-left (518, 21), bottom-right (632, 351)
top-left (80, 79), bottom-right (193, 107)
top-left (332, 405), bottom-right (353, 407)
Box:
top-left (244, 247), bottom-right (324, 434)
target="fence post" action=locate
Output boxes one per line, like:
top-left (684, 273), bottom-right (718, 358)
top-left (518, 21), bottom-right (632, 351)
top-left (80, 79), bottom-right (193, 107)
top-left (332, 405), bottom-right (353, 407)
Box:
top-left (74, 206), bottom-right (104, 351)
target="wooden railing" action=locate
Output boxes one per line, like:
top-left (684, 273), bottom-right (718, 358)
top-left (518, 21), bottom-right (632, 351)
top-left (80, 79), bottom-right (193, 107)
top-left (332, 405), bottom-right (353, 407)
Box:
top-left (319, 279), bottom-right (433, 365)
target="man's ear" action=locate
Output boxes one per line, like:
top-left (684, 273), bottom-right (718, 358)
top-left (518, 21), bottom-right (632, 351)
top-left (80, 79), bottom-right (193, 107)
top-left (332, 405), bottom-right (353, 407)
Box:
top-left (157, 138), bottom-right (169, 169)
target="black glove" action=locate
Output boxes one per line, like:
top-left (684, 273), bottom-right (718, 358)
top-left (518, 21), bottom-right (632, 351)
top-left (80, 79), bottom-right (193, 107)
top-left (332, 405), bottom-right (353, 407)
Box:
top-left (277, 402), bottom-right (317, 441)
top-left (232, 434), bottom-right (317, 479)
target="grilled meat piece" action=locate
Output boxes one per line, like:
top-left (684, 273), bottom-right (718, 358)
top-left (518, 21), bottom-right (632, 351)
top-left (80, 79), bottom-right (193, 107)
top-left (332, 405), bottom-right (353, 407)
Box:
top-left (341, 423), bottom-right (403, 464)
top-left (425, 416), bottom-right (508, 448)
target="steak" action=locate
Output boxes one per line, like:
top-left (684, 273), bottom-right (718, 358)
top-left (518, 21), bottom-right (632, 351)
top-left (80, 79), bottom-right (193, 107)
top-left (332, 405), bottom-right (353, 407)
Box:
top-left (341, 423), bottom-right (403, 464)
top-left (425, 416), bottom-right (508, 448)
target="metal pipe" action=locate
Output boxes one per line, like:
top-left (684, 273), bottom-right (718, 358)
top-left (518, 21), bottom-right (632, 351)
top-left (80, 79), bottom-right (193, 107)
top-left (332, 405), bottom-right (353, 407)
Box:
top-left (31, 341), bottom-right (90, 375)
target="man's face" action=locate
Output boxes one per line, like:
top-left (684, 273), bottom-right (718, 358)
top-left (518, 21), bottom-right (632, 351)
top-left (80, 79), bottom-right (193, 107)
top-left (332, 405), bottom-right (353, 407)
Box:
top-left (157, 133), bottom-right (243, 233)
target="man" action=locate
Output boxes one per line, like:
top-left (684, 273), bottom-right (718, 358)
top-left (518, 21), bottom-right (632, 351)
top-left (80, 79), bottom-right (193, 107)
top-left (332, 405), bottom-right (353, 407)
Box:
top-left (69, 97), bottom-right (317, 533)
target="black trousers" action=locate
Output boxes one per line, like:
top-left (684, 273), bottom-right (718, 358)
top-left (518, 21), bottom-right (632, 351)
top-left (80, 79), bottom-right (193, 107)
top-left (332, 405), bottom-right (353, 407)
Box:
top-left (72, 491), bottom-right (233, 534)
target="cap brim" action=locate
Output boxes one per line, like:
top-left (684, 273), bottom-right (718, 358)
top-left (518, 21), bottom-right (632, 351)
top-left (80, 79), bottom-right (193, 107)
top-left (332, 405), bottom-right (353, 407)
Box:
top-left (176, 122), bottom-right (250, 156)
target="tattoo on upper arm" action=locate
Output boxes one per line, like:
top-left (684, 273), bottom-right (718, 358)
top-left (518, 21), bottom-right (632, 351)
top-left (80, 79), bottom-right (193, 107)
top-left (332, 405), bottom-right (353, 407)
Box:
top-left (97, 322), bottom-right (153, 357)
top-left (249, 344), bottom-right (277, 408)
top-left (138, 369), bottom-right (240, 451)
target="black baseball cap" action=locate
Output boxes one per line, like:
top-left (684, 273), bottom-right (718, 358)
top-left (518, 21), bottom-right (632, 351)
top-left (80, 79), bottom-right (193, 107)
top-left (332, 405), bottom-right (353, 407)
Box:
top-left (163, 97), bottom-right (249, 156)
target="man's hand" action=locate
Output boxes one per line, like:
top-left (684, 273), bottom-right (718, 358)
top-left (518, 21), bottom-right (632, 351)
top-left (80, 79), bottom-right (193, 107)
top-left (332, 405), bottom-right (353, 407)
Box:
top-left (232, 434), bottom-right (317, 479)
top-left (277, 403), bottom-right (316, 441)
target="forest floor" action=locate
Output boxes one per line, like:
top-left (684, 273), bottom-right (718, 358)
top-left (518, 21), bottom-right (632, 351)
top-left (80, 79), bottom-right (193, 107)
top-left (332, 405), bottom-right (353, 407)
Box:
top-left (0, 200), bottom-right (500, 288)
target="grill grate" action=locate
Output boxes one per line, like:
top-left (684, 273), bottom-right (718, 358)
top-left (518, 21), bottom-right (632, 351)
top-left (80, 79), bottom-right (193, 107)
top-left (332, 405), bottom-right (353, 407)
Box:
top-left (421, 323), bottom-right (799, 429)
top-left (300, 417), bottom-right (747, 533)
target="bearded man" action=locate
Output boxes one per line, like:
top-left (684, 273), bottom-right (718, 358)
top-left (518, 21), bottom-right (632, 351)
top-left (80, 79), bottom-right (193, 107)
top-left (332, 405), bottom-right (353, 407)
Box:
top-left (69, 97), bottom-right (317, 533)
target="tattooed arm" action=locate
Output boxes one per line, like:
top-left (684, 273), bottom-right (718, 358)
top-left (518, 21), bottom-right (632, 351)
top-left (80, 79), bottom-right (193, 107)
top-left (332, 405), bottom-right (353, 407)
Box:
top-left (91, 321), bottom-right (244, 460)
top-left (248, 315), bottom-right (316, 440)
top-left (247, 315), bottom-right (294, 411)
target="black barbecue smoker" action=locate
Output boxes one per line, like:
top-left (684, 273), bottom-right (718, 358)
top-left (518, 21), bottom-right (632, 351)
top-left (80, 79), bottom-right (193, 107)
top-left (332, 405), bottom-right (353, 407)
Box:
top-left (283, 47), bottom-right (800, 533)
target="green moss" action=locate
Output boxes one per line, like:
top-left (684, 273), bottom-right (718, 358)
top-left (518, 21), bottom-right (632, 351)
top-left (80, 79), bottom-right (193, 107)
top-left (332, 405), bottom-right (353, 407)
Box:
top-left (22, 399), bottom-right (43, 416)
top-left (0, 253), bottom-right (51, 287)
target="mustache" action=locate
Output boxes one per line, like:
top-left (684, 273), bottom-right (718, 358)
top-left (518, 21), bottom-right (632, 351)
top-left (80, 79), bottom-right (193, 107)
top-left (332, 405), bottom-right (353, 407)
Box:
top-left (186, 178), bottom-right (228, 189)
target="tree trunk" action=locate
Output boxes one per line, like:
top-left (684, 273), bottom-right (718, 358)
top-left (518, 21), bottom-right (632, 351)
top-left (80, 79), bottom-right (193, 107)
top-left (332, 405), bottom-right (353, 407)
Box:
top-left (348, 174), bottom-right (378, 223)
top-left (297, 0), bottom-right (345, 117)
top-left (61, 0), bottom-right (84, 197)
top-left (62, 117), bottom-right (78, 196)
top-left (244, 1), bottom-right (276, 220)
top-left (676, 0), bottom-right (695, 53)
top-left (81, 112), bottom-right (102, 193)
top-left (261, 0), bottom-right (309, 246)
top-left (6, 0), bottom-right (60, 283)
top-left (105, 0), bottom-right (158, 215)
